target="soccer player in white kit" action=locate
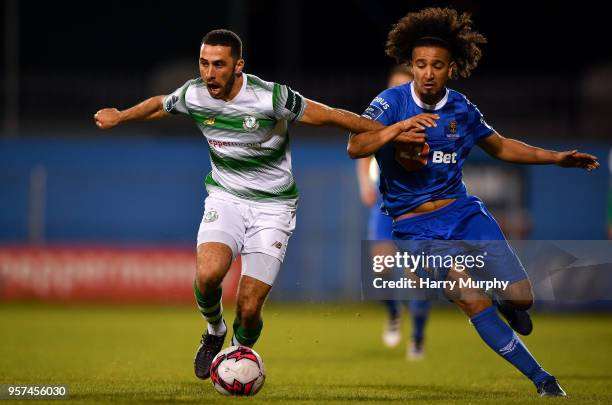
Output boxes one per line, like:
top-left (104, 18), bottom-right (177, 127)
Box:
top-left (94, 29), bottom-right (398, 380)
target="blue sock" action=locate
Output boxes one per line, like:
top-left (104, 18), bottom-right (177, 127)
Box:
top-left (408, 299), bottom-right (430, 344)
top-left (470, 306), bottom-right (551, 386)
top-left (383, 300), bottom-right (400, 319)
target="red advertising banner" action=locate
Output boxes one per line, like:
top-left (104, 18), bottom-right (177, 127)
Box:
top-left (0, 246), bottom-right (240, 304)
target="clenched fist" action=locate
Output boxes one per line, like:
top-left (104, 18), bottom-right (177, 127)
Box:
top-left (94, 108), bottom-right (122, 129)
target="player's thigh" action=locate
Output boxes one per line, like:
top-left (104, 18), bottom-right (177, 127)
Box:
top-left (243, 206), bottom-right (296, 264)
top-left (458, 207), bottom-right (529, 287)
top-left (497, 278), bottom-right (534, 309)
top-left (196, 195), bottom-right (246, 288)
top-left (241, 250), bottom-right (283, 287)
top-left (197, 195), bottom-right (247, 258)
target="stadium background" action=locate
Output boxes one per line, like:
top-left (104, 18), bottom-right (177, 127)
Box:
top-left (1, 1), bottom-right (611, 403)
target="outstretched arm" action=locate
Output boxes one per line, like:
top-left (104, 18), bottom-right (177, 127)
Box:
top-left (94, 95), bottom-right (170, 129)
top-left (478, 133), bottom-right (600, 171)
top-left (347, 113), bottom-right (438, 159)
top-left (298, 99), bottom-right (383, 134)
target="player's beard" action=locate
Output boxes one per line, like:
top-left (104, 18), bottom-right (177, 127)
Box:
top-left (221, 73), bottom-right (236, 99)
top-left (207, 70), bottom-right (237, 99)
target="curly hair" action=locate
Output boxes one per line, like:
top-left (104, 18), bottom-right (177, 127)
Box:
top-left (385, 8), bottom-right (486, 79)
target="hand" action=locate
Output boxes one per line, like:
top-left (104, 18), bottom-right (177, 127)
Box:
top-left (394, 128), bottom-right (427, 145)
top-left (555, 150), bottom-right (600, 171)
top-left (399, 113), bottom-right (439, 131)
top-left (94, 108), bottom-right (122, 129)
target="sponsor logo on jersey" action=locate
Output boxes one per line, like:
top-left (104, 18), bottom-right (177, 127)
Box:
top-left (445, 120), bottom-right (460, 139)
top-left (165, 95), bottom-right (179, 112)
top-left (242, 115), bottom-right (260, 131)
top-left (395, 145), bottom-right (457, 170)
top-left (204, 209), bottom-right (219, 223)
top-left (373, 96), bottom-right (390, 110)
top-left (431, 150), bottom-right (458, 163)
top-left (362, 105), bottom-right (384, 120)
top-left (208, 139), bottom-right (262, 149)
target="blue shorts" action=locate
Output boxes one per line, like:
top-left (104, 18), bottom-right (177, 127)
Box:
top-left (368, 201), bottom-right (393, 240)
top-left (392, 195), bottom-right (527, 285)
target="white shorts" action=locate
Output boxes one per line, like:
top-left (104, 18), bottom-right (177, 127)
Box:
top-left (197, 191), bottom-right (297, 264)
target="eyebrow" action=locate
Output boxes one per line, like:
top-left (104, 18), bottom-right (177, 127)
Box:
top-left (415, 58), bottom-right (446, 64)
top-left (200, 58), bottom-right (225, 63)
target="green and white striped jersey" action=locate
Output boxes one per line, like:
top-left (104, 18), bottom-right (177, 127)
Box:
top-left (163, 73), bottom-right (307, 207)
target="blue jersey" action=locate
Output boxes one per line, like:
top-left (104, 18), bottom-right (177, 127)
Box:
top-left (362, 82), bottom-right (495, 217)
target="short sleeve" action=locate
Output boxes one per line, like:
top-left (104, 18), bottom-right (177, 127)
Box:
top-left (466, 98), bottom-right (495, 141)
top-left (272, 83), bottom-right (307, 122)
top-left (162, 79), bottom-right (193, 115)
top-left (361, 88), bottom-right (401, 126)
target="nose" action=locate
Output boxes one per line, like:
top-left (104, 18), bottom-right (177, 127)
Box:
top-left (424, 67), bottom-right (434, 80)
top-left (204, 65), bottom-right (214, 80)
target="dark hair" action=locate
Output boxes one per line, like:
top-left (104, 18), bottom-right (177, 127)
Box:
top-left (201, 29), bottom-right (243, 59)
top-left (385, 7), bottom-right (486, 79)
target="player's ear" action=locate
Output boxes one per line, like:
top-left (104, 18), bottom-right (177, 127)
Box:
top-left (235, 59), bottom-right (245, 76)
top-left (448, 61), bottom-right (456, 79)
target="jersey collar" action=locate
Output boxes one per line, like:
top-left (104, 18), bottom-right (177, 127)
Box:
top-left (410, 82), bottom-right (449, 111)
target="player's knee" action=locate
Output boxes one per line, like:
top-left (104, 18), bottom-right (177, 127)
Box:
top-left (195, 266), bottom-right (223, 294)
top-left (455, 298), bottom-right (491, 317)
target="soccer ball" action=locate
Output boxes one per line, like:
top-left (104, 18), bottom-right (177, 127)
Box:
top-left (210, 346), bottom-right (266, 396)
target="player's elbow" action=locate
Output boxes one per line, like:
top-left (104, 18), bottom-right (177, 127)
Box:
top-left (347, 139), bottom-right (366, 159)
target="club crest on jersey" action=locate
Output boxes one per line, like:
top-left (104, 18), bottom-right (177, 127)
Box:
top-left (445, 120), bottom-right (460, 139)
top-left (204, 209), bottom-right (218, 223)
top-left (242, 115), bottom-right (259, 131)
top-left (205, 117), bottom-right (215, 126)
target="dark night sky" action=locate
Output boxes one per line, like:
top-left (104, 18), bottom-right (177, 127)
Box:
top-left (11, 0), bottom-right (612, 77)
top-left (2, 0), bottom-right (610, 138)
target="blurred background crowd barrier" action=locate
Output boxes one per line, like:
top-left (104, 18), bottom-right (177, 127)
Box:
top-left (1, 137), bottom-right (609, 306)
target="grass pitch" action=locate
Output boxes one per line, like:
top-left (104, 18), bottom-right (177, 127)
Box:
top-left (1, 303), bottom-right (611, 404)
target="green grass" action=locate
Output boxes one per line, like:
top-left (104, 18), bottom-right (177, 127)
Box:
top-left (1, 303), bottom-right (611, 404)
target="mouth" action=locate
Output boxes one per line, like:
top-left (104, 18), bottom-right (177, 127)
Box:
top-left (423, 82), bottom-right (435, 91)
top-left (207, 83), bottom-right (223, 97)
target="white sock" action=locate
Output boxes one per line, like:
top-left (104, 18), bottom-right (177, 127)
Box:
top-left (207, 319), bottom-right (227, 336)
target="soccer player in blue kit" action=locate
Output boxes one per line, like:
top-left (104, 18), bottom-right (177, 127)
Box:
top-left (348, 8), bottom-right (599, 396)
